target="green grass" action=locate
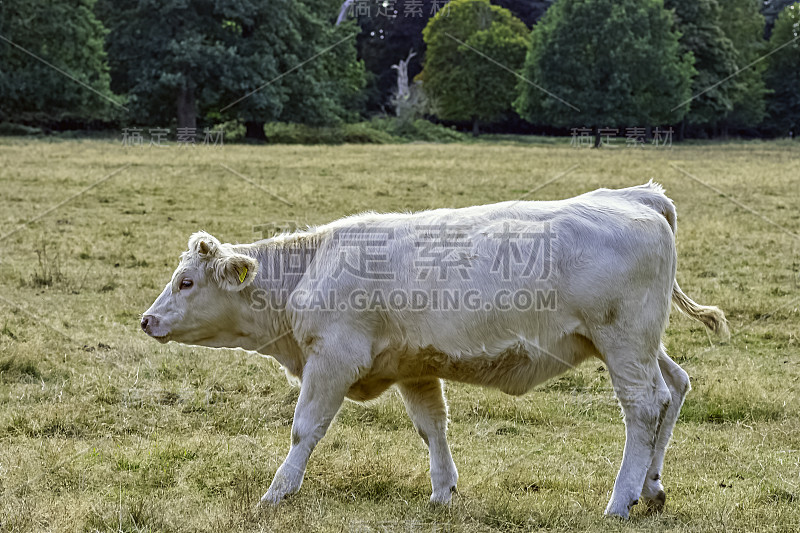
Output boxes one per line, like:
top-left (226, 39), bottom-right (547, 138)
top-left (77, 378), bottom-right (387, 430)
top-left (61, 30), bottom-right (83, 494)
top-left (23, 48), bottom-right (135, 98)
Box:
top-left (0, 137), bottom-right (798, 532)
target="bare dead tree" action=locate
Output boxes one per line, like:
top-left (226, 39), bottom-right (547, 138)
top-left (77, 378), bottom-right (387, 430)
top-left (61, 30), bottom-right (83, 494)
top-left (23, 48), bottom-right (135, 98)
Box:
top-left (391, 50), bottom-right (428, 120)
top-left (391, 50), bottom-right (416, 104)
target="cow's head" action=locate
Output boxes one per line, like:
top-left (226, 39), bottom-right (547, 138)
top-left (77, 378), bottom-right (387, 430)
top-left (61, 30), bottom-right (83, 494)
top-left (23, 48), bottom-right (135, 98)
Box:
top-left (141, 231), bottom-right (258, 347)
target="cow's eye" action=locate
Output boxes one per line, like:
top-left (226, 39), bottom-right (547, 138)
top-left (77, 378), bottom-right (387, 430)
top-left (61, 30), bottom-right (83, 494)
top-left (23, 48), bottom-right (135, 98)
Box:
top-left (179, 279), bottom-right (193, 290)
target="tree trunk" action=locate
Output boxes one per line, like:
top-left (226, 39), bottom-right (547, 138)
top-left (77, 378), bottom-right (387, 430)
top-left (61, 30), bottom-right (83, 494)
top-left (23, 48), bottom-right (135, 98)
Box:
top-left (472, 118), bottom-right (479, 137)
top-left (593, 125), bottom-right (601, 148)
top-left (176, 84), bottom-right (196, 130)
top-left (645, 125), bottom-right (653, 144)
top-left (245, 121), bottom-right (267, 142)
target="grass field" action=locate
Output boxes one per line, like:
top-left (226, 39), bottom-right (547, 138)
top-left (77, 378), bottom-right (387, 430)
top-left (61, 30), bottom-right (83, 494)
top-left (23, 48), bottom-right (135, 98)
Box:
top-left (0, 138), bottom-right (798, 532)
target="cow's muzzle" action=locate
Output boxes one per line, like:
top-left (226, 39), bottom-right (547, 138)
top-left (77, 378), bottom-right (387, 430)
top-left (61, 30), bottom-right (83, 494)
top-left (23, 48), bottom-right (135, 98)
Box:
top-left (140, 315), bottom-right (169, 342)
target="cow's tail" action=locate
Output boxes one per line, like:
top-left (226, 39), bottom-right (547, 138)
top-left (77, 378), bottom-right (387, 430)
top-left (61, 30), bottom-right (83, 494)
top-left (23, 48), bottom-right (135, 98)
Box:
top-left (639, 180), bottom-right (729, 339)
top-left (671, 281), bottom-right (730, 339)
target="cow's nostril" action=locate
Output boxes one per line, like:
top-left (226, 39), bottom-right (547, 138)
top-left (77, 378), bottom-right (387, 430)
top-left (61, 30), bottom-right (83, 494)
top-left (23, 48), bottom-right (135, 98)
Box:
top-left (141, 317), bottom-right (149, 331)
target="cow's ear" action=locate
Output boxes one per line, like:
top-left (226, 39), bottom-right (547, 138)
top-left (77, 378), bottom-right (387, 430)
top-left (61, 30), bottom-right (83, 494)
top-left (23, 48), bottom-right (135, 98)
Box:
top-left (212, 253), bottom-right (258, 291)
top-left (188, 231), bottom-right (221, 258)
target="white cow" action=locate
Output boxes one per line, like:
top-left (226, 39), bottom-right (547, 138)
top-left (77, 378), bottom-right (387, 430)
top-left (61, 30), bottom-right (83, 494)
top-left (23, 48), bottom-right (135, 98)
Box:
top-left (141, 182), bottom-right (727, 518)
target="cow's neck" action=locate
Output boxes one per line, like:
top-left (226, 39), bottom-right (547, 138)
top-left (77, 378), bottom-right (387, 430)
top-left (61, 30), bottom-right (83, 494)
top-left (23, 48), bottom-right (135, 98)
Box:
top-left (246, 232), bottom-right (320, 302)
top-left (233, 236), bottom-right (320, 377)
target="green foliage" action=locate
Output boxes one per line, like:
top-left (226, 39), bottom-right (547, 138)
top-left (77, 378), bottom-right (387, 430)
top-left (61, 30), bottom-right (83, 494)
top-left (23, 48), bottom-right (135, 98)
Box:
top-left (98, 0), bottom-right (253, 127)
top-left (265, 0), bottom-right (366, 126)
top-left (262, 118), bottom-right (467, 144)
top-left (515, 0), bottom-right (693, 129)
top-left (369, 117), bottom-right (469, 142)
top-left (214, 119), bottom-right (247, 143)
top-left (718, 0), bottom-right (769, 130)
top-left (0, 0), bottom-right (117, 124)
top-left (419, 0), bottom-right (529, 129)
top-left (764, 2), bottom-right (800, 135)
top-left (264, 122), bottom-right (397, 144)
top-left (97, 0), bottom-right (364, 128)
top-left (665, 0), bottom-right (740, 127)
top-left (0, 122), bottom-right (43, 136)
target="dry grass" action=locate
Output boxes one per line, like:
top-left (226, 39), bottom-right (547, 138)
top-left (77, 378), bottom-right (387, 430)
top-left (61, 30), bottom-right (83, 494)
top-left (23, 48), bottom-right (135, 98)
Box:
top-left (0, 137), bottom-right (798, 532)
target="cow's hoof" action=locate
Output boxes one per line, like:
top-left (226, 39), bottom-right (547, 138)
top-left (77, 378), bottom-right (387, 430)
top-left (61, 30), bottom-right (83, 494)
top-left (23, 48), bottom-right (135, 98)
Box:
top-left (430, 485), bottom-right (457, 505)
top-left (603, 509), bottom-right (629, 520)
top-left (604, 499), bottom-right (636, 519)
top-left (642, 490), bottom-right (666, 512)
top-left (259, 490), bottom-right (287, 506)
top-left (642, 476), bottom-right (666, 512)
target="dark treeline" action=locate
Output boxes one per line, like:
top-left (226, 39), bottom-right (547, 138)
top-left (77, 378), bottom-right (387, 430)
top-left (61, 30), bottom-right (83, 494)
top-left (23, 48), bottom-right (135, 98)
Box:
top-left (0, 0), bottom-right (797, 140)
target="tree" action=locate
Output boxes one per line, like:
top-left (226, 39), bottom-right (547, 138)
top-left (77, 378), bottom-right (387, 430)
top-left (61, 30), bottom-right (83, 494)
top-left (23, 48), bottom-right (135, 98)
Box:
top-left (274, 0), bottom-right (365, 128)
top-left (764, 2), bottom-right (800, 136)
top-left (0, 0), bottom-right (116, 125)
top-left (718, 0), bottom-right (769, 135)
top-left (515, 0), bottom-right (694, 146)
top-left (418, 0), bottom-right (529, 135)
top-left (664, 0), bottom-right (739, 133)
top-left (98, 0), bottom-right (364, 135)
top-left (99, 0), bottom-right (253, 130)
top-left (215, 0), bottom-right (365, 138)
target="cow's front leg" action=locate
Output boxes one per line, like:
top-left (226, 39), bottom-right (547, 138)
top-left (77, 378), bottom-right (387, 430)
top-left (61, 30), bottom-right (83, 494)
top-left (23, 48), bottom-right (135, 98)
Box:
top-left (397, 378), bottom-right (458, 504)
top-left (261, 354), bottom-right (354, 505)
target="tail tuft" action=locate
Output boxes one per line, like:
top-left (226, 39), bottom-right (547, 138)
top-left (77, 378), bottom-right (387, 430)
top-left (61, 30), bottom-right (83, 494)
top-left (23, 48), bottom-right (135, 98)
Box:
top-left (672, 281), bottom-right (730, 340)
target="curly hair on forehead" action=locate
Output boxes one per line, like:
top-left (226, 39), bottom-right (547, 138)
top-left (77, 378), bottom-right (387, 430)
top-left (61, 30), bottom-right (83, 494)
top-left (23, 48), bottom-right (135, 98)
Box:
top-left (175, 231), bottom-right (259, 292)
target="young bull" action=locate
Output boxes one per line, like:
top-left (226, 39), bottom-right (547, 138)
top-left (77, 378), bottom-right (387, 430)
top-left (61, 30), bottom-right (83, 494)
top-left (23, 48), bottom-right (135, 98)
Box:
top-left (141, 182), bottom-right (728, 518)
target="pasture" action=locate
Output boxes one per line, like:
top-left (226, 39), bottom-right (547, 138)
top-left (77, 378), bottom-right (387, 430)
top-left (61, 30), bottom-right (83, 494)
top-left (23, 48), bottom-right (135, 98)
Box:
top-left (0, 138), bottom-right (798, 532)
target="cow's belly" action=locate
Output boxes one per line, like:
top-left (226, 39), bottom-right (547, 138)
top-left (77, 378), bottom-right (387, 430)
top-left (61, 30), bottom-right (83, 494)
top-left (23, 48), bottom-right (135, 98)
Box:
top-left (346, 334), bottom-right (600, 401)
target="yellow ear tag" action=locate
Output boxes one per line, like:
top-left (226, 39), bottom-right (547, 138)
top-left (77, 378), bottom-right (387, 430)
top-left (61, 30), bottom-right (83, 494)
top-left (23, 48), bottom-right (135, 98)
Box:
top-left (239, 267), bottom-right (248, 284)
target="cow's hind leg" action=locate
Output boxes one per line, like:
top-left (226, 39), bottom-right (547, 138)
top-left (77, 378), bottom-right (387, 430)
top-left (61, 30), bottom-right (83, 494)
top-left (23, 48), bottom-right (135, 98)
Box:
top-left (640, 346), bottom-right (690, 511)
top-left (599, 336), bottom-right (671, 519)
top-left (397, 378), bottom-right (458, 504)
